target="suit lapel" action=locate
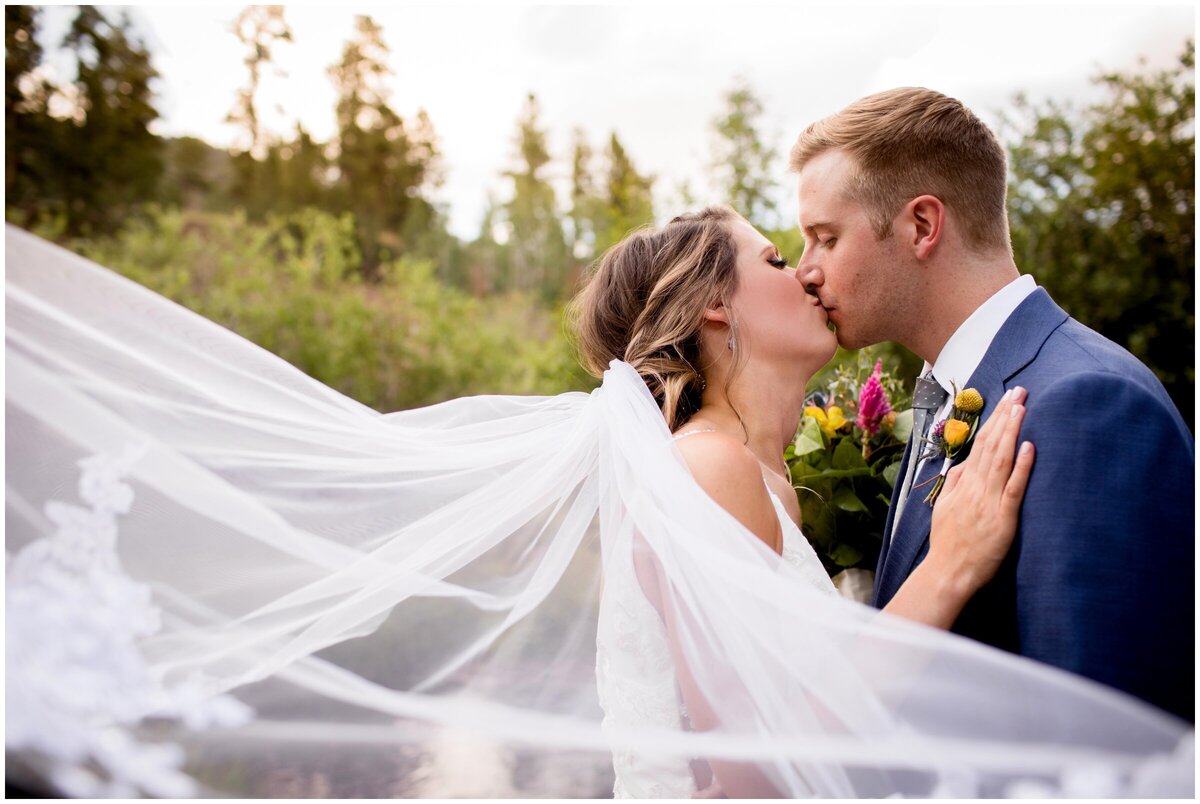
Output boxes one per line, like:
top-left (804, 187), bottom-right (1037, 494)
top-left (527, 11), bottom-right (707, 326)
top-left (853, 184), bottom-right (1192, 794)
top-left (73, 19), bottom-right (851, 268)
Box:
top-left (873, 435), bottom-right (913, 599)
top-left (875, 288), bottom-right (1069, 605)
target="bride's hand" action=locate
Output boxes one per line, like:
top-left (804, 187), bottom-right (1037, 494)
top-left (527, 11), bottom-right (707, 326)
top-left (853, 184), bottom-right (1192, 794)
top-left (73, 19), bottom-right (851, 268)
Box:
top-left (926, 386), bottom-right (1035, 597)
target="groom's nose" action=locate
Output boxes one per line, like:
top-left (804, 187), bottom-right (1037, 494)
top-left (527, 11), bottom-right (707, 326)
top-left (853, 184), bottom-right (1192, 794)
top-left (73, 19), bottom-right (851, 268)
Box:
top-left (796, 258), bottom-right (822, 296)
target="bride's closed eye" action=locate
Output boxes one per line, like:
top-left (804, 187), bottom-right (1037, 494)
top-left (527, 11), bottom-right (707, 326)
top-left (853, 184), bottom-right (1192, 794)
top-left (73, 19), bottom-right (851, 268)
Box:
top-left (767, 256), bottom-right (789, 269)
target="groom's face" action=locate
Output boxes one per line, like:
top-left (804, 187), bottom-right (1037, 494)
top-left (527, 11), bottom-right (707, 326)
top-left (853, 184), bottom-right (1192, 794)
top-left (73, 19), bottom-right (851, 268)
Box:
top-left (794, 149), bottom-right (906, 350)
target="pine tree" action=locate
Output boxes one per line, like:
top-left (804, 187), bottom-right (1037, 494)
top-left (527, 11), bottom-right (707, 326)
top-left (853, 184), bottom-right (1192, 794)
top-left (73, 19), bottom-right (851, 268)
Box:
top-left (329, 15), bottom-right (440, 278)
top-left (709, 78), bottom-right (779, 229)
top-left (225, 5), bottom-right (293, 212)
top-left (499, 94), bottom-right (569, 297)
top-left (567, 127), bottom-right (597, 261)
top-left (5, 5), bottom-right (55, 224)
top-left (594, 131), bottom-right (654, 255)
top-left (57, 6), bottom-right (162, 234)
top-left (274, 124), bottom-right (329, 213)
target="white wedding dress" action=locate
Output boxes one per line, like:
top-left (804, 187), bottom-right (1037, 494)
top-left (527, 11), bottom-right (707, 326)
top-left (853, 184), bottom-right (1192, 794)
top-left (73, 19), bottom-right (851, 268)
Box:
top-left (597, 478), bottom-right (836, 798)
top-left (6, 225), bottom-right (1193, 798)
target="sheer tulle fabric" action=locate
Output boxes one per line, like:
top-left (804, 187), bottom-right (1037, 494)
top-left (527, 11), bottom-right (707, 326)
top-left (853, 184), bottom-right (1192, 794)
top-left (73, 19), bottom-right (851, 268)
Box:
top-left (5, 225), bottom-right (1193, 797)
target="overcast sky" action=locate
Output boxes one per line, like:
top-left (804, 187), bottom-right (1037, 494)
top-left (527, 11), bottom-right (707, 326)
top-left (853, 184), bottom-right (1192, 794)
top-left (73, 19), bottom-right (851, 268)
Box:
top-left (34, 4), bottom-right (1196, 238)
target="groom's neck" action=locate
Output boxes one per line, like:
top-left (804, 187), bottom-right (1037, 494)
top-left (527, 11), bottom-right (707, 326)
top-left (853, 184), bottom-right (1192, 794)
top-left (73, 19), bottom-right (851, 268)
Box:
top-left (904, 255), bottom-right (1020, 365)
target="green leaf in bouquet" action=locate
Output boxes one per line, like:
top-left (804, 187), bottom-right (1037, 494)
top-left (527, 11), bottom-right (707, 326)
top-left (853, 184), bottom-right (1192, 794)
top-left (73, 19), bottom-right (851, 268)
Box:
top-left (828, 543), bottom-right (864, 568)
top-left (881, 460), bottom-right (902, 488)
top-left (788, 459), bottom-right (822, 485)
top-left (833, 484), bottom-right (869, 513)
top-left (832, 437), bottom-right (867, 470)
top-left (891, 408), bottom-right (914, 443)
top-left (876, 493), bottom-right (892, 507)
top-left (796, 486), bottom-right (835, 550)
top-left (792, 416), bottom-right (825, 458)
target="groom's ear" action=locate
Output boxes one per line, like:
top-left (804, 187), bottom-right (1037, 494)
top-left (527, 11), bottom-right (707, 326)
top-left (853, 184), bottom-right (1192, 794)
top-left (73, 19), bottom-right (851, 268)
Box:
top-left (904, 195), bottom-right (945, 260)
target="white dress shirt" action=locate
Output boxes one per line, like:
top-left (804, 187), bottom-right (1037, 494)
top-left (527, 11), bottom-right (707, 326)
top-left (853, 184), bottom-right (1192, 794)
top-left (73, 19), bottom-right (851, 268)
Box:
top-left (893, 274), bottom-right (1038, 528)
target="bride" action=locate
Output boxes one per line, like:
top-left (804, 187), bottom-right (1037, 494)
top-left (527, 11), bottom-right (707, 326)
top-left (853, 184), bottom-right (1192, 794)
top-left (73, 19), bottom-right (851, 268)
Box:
top-left (5, 212), bottom-right (1192, 798)
top-left (575, 206), bottom-right (1036, 796)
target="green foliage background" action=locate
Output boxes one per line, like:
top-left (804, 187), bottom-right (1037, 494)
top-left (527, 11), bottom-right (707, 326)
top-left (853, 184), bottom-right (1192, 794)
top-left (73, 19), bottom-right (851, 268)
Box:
top-left (33, 207), bottom-right (592, 412)
top-left (1004, 43), bottom-right (1195, 423)
top-left (4, 6), bottom-right (1193, 428)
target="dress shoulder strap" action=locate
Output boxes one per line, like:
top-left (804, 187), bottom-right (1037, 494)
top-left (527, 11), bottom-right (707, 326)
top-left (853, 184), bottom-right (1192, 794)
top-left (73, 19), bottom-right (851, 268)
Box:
top-left (671, 428), bottom-right (718, 442)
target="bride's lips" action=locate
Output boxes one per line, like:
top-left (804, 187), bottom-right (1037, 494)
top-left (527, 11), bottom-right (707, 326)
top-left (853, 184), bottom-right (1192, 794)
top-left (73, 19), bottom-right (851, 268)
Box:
top-left (808, 296), bottom-right (836, 330)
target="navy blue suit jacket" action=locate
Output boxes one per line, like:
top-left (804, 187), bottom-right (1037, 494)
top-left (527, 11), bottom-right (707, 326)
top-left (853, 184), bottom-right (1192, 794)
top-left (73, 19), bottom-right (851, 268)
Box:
top-left (873, 288), bottom-right (1195, 722)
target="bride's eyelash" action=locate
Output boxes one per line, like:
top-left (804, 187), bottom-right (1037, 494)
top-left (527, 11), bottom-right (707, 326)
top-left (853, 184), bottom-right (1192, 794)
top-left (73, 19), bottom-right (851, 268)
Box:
top-left (768, 256), bottom-right (788, 269)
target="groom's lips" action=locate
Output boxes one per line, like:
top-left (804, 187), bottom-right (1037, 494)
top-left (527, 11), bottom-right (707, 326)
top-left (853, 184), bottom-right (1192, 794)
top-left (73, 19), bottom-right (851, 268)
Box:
top-left (811, 298), bottom-right (837, 330)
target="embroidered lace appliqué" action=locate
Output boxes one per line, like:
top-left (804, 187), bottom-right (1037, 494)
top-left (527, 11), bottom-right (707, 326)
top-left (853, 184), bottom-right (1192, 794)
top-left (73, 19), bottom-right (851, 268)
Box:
top-left (6, 445), bottom-right (253, 797)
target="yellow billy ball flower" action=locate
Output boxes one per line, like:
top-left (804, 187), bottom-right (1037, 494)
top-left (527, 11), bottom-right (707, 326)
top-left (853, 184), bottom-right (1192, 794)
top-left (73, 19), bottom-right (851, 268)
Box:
top-left (804, 405), bottom-right (828, 426)
top-left (955, 388), bottom-right (984, 414)
top-left (825, 406), bottom-right (848, 435)
top-left (944, 418), bottom-right (971, 449)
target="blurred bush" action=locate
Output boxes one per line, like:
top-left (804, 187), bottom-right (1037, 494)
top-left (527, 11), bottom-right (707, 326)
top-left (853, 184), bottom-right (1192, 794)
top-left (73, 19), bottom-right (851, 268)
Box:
top-left (37, 207), bottom-right (594, 411)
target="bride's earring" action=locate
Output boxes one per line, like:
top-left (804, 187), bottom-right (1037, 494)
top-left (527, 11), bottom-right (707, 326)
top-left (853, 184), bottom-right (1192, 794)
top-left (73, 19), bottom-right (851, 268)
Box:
top-left (727, 322), bottom-right (737, 351)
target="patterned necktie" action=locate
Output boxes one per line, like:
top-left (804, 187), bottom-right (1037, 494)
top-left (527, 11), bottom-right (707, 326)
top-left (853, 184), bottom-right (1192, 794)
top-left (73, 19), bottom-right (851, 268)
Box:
top-left (892, 373), bottom-right (949, 526)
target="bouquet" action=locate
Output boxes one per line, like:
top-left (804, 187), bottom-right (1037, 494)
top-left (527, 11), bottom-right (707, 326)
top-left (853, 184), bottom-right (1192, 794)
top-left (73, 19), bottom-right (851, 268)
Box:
top-left (785, 351), bottom-right (912, 577)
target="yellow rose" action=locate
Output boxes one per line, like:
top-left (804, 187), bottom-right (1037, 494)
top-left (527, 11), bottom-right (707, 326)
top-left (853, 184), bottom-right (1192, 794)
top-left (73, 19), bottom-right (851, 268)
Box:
top-left (944, 418), bottom-right (971, 449)
top-left (954, 388), bottom-right (984, 414)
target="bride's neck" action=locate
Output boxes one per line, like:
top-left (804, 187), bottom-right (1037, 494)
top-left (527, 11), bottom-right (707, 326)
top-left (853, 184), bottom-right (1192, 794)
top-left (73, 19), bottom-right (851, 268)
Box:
top-left (693, 359), bottom-right (812, 474)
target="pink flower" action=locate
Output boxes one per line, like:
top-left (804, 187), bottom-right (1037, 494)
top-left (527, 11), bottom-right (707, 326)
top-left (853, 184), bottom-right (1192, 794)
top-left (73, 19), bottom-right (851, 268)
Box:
top-left (856, 360), bottom-right (893, 436)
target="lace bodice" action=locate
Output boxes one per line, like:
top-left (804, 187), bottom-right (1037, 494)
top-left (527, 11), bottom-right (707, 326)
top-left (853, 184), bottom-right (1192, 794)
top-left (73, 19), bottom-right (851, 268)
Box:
top-left (595, 481), bottom-right (836, 798)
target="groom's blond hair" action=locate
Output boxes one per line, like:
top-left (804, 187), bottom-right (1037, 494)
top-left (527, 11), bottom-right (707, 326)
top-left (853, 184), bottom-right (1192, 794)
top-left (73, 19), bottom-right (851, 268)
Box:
top-left (789, 87), bottom-right (1011, 254)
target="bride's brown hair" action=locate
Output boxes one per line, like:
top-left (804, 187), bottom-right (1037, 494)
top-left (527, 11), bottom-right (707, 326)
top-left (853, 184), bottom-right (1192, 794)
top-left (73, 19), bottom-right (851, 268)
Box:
top-left (569, 206), bottom-right (742, 430)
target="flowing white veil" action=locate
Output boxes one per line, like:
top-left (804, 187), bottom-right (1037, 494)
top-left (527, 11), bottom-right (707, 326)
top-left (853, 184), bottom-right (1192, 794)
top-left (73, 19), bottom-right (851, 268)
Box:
top-left (5, 225), bottom-right (1193, 797)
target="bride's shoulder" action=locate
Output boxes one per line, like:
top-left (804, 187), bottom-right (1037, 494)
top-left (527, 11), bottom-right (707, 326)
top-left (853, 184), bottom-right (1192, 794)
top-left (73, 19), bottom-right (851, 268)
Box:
top-left (672, 428), bottom-right (755, 476)
top-left (671, 431), bottom-right (780, 551)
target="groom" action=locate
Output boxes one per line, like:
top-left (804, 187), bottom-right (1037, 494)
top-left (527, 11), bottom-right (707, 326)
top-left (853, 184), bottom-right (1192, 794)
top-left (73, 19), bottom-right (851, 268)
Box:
top-left (789, 87), bottom-right (1194, 722)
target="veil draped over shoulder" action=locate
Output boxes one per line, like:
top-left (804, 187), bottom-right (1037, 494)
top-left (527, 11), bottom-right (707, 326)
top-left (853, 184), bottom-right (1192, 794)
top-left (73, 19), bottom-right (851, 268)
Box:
top-left (5, 225), bottom-right (1193, 798)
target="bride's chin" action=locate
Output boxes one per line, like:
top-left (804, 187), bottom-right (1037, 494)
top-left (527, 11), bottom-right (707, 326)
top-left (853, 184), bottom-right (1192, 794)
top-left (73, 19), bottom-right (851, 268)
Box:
top-left (815, 328), bottom-right (839, 364)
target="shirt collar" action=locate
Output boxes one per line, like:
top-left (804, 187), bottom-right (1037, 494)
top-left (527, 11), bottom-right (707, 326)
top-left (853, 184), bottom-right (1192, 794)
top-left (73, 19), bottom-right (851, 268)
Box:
top-left (922, 274), bottom-right (1038, 395)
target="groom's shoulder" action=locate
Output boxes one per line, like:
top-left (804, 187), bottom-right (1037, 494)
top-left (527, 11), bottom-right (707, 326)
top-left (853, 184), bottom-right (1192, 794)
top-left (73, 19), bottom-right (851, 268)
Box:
top-left (1019, 305), bottom-right (1159, 388)
top-left (1024, 315), bottom-right (1188, 433)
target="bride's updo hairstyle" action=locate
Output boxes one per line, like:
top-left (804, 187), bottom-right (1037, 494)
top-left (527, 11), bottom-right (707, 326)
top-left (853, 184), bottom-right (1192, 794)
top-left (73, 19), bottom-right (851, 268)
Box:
top-left (570, 205), bottom-right (741, 430)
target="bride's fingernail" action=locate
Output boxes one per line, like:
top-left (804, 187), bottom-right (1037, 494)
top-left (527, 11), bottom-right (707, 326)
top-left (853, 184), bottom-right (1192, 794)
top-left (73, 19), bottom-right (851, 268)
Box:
top-left (1010, 403), bottom-right (1023, 418)
top-left (1020, 441), bottom-right (1033, 454)
top-left (1002, 388), bottom-right (1012, 401)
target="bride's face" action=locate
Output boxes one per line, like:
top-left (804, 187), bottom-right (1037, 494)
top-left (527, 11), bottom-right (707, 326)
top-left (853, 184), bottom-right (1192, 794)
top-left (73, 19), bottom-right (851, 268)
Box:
top-left (724, 217), bottom-right (838, 369)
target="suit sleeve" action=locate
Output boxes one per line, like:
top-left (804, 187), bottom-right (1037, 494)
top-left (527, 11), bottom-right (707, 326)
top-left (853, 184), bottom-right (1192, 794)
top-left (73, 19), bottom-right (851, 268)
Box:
top-left (1014, 372), bottom-right (1194, 721)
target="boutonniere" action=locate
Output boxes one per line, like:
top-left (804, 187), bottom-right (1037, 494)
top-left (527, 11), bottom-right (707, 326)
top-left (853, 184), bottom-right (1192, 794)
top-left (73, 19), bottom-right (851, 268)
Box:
top-left (917, 385), bottom-right (984, 506)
